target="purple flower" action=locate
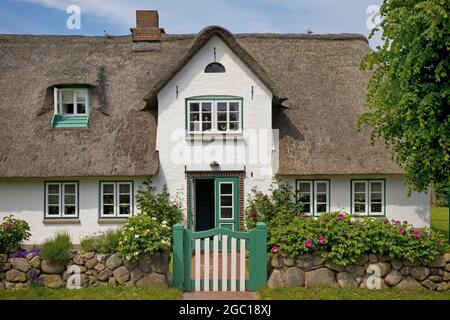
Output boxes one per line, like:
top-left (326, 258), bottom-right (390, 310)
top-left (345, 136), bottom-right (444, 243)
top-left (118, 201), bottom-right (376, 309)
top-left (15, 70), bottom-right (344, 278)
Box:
top-left (338, 213), bottom-right (345, 221)
top-left (271, 246), bottom-right (279, 253)
top-left (395, 220), bottom-right (401, 226)
top-left (318, 236), bottom-right (325, 245)
top-left (304, 240), bottom-right (313, 248)
top-left (403, 221), bottom-right (408, 225)
top-left (414, 232), bottom-right (421, 238)
top-left (383, 219), bottom-right (389, 224)
top-left (399, 228), bottom-right (404, 235)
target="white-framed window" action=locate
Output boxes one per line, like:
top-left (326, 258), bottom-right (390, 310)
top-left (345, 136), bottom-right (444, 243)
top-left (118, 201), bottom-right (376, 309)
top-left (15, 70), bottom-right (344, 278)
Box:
top-left (314, 180), bottom-right (329, 215)
top-left (296, 180), bottom-right (330, 216)
top-left (100, 182), bottom-right (133, 218)
top-left (45, 182), bottom-right (78, 219)
top-left (187, 99), bottom-right (242, 134)
top-left (54, 88), bottom-right (89, 116)
top-left (352, 180), bottom-right (385, 215)
top-left (219, 182), bottom-right (234, 220)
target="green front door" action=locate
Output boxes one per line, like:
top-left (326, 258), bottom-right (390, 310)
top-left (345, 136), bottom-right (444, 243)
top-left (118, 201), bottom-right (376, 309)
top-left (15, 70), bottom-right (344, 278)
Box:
top-left (215, 178), bottom-right (239, 231)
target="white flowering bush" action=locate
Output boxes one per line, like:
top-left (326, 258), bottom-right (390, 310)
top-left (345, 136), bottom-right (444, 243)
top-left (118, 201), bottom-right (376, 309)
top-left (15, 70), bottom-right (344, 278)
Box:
top-left (117, 214), bottom-right (171, 262)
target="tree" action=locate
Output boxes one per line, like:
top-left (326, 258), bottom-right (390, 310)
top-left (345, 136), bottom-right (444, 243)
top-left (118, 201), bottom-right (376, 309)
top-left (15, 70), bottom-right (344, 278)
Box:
top-left (360, 0), bottom-right (449, 193)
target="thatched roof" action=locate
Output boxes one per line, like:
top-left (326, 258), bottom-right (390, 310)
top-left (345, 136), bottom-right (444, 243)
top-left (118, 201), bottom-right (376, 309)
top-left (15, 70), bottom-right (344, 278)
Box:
top-left (0, 26), bottom-right (402, 178)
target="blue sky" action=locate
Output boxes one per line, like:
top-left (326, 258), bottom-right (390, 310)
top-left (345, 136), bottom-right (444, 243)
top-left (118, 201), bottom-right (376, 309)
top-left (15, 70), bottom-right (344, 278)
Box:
top-left (0, 0), bottom-right (384, 48)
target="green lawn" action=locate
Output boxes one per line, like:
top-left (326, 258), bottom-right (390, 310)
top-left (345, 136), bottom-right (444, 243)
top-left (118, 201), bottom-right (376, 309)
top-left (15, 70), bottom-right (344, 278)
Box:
top-left (431, 206), bottom-right (449, 239)
top-left (258, 287), bottom-right (450, 300)
top-left (0, 287), bottom-right (182, 300)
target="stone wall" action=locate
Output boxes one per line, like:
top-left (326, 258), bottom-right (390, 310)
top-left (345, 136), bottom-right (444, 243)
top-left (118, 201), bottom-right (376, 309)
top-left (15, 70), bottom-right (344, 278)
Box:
top-left (0, 250), bottom-right (171, 290)
top-left (268, 252), bottom-right (450, 291)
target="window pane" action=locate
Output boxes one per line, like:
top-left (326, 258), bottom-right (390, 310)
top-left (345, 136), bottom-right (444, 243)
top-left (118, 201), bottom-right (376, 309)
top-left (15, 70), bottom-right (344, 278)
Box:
top-left (220, 208), bottom-right (232, 219)
top-left (77, 103), bottom-right (86, 114)
top-left (203, 123), bottom-right (212, 131)
top-left (48, 195), bottom-right (59, 205)
top-left (371, 182), bottom-right (382, 192)
top-left (62, 90), bottom-right (74, 103)
top-left (220, 183), bottom-right (232, 194)
top-left (64, 194), bottom-right (75, 205)
top-left (64, 206), bottom-right (76, 216)
top-left (190, 123), bottom-right (200, 131)
top-left (371, 193), bottom-right (382, 202)
top-left (317, 203), bottom-right (327, 213)
top-left (64, 184), bottom-right (75, 194)
top-left (190, 103), bottom-right (199, 112)
top-left (229, 102), bottom-right (239, 111)
top-left (217, 122), bottom-right (227, 131)
top-left (103, 184), bottom-right (114, 194)
top-left (317, 193), bottom-right (327, 203)
top-left (355, 203), bottom-right (366, 213)
top-left (229, 122), bottom-right (239, 131)
top-left (119, 184), bottom-right (130, 194)
top-left (76, 90), bottom-right (85, 101)
top-left (202, 103), bottom-right (212, 111)
top-left (217, 103), bottom-right (227, 112)
top-left (119, 205), bottom-right (130, 216)
top-left (48, 206), bottom-right (59, 216)
top-left (221, 196), bottom-right (232, 207)
top-left (217, 113), bottom-right (227, 121)
top-left (103, 194), bottom-right (114, 205)
top-left (298, 193), bottom-right (311, 203)
top-left (298, 183), bottom-right (311, 193)
top-left (190, 113), bottom-right (199, 121)
top-left (103, 205), bottom-right (114, 215)
top-left (202, 113), bottom-right (212, 121)
top-left (355, 193), bottom-right (366, 202)
top-left (354, 182), bottom-right (366, 192)
top-left (229, 112), bottom-right (239, 122)
top-left (316, 183), bottom-right (326, 193)
top-left (48, 184), bottom-right (59, 194)
top-left (119, 195), bottom-right (130, 204)
top-left (302, 204), bottom-right (311, 213)
top-left (371, 204), bottom-right (382, 213)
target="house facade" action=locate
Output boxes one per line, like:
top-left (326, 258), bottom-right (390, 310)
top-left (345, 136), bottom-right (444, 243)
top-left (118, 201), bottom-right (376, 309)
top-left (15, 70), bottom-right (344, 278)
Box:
top-left (0, 11), bottom-right (429, 244)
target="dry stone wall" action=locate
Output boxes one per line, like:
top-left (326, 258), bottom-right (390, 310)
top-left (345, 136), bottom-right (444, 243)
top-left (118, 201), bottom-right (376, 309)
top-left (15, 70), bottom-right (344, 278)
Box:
top-left (0, 250), bottom-right (171, 289)
top-left (268, 252), bottom-right (450, 291)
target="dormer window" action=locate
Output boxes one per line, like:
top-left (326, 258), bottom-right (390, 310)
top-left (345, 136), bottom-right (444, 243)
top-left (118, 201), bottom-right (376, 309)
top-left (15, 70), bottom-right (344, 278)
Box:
top-left (205, 62), bottom-right (225, 73)
top-left (52, 87), bottom-right (90, 128)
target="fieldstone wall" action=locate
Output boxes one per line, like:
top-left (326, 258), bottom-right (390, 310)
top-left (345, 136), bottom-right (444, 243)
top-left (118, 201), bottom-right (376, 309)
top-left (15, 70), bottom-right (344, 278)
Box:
top-left (0, 250), bottom-right (171, 290)
top-left (268, 252), bottom-right (450, 291)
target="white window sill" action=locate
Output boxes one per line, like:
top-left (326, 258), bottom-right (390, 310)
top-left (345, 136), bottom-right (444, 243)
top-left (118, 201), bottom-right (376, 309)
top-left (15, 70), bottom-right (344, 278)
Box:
top-left (98, 218), bottom-right (129, 224)
top-left (43, 219), bottom-right (81, 225)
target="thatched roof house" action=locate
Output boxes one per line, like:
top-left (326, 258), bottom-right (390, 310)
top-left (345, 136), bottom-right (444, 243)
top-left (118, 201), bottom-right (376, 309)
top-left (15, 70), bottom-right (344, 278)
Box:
top-left (0, 24), bottom-right (401, 178)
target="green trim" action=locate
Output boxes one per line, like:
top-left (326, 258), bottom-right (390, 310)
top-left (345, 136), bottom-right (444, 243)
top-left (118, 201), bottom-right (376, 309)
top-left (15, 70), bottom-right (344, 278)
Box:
top-left (98, 181), bottom-right (134, 220)
top-left (215, 177), bottom-right (239, 231)
top-left (350, 179), bottom-right (386, 217)
top-left (56, 84), bottom-right (91, 89)
top-left (44, 181), bottom-right (80, 220)
top-left (295, 179), bottom-right (331, 216)
top-left (185, 96), bottom-right (244, 134)
top-left (52, 115), bottom-right (89, 129)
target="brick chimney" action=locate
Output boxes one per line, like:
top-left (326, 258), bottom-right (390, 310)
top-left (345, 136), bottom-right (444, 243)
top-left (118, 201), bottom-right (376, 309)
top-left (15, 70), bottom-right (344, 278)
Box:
top-left (131, 10), bottom-right (165, 42)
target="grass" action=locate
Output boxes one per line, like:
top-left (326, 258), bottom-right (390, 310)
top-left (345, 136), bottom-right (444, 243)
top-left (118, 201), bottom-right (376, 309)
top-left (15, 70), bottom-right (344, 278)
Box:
top-left (258, 287), bottom-right (450, 300)
top-left (431, 206), bottom-right (449, 239)
top-left (0, 287), bottom-right (182, 300)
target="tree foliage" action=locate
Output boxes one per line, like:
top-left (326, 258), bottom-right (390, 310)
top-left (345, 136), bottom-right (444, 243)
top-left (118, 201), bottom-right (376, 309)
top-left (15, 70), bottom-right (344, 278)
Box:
top-left (360, 0), bottom-right (449, 192)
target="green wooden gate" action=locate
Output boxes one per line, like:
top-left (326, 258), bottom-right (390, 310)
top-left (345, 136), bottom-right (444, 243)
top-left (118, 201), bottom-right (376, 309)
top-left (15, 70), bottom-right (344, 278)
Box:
top-left (172, 223), bottom-right (267, 292)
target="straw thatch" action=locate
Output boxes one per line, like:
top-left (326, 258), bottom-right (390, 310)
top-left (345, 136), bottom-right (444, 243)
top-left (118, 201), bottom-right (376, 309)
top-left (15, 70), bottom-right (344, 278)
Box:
top-left (0, 26), bottom-right (402, 178)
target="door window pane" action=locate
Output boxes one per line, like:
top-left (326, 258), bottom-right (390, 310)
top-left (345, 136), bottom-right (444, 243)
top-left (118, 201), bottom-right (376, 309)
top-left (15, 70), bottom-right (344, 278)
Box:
top-left (220, 208), bottom-right (232, 219)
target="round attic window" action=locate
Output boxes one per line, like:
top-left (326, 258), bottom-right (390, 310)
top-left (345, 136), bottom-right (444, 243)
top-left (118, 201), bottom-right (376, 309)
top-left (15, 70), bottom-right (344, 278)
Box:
top-left (205, 62), bottom-right (225, 73)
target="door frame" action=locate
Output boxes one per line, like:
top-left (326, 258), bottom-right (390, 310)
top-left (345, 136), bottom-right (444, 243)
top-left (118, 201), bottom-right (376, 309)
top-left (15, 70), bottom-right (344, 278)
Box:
top-left (186, 171), bottom-right (244, 231)
top-left (215, 177), bottom-right (239, 231)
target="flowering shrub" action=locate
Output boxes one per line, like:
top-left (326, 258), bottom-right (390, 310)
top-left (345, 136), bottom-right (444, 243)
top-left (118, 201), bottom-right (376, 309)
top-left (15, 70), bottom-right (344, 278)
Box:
top-left (269, 212), bottom-right (447, 266)
top-left (136, 179), bottom-right (183, 230)
top-left (245, 182), bottom-right (303, 230)
top-left (0, 215), bottom-right (31, 254)
top-left (9, 248), bottom-right (40, 258)
top-left (118, 214), bottom-right (171, 262)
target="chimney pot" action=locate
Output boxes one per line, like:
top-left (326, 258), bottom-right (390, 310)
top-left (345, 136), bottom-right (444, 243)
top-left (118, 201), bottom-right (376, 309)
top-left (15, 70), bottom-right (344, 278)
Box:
top-left (136, 10), bottom-right (159, 28)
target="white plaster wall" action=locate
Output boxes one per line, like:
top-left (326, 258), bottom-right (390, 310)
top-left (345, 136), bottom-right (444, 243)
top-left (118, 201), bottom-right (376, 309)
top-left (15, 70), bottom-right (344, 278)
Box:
top-left (155, 36), bottom-right (275, 218)
top-left (0, 178), bottom-right (148, 244)
top-left (281, 175), bottom-right (430, 227)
